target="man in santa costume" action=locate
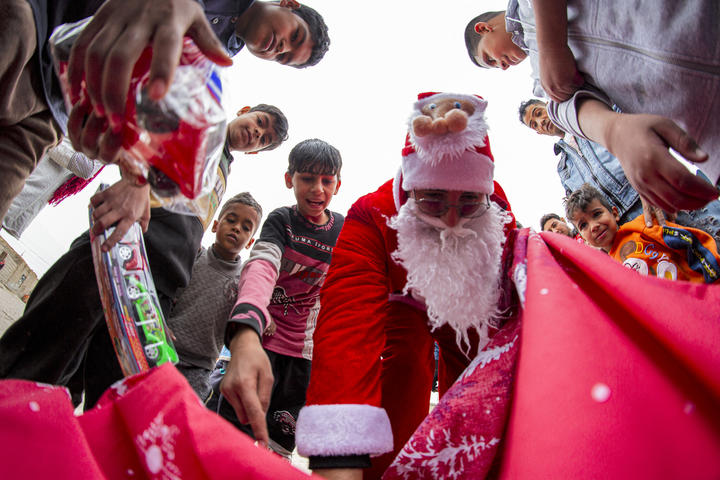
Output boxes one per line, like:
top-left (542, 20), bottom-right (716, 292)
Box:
top-left (294, 92), bottom-right (518, 479)
top-left (297, 91), bottom-right (720, 480)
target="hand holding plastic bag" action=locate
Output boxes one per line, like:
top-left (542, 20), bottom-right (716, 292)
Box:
top-left (51, 17), bottom-right (227, 216)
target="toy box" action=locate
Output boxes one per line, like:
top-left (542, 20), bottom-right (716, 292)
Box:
top-left (89, 185), bottom-right (178, 375)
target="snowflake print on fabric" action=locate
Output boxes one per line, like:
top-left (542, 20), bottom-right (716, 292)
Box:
top-left (390, 429), bottom-right (500, 479)
top-left (458, 335), bottom-right (518, 383)
top-left (384, 317), bottom-right (521, 480)
top-left (135, 413), bottom-right (182, 479)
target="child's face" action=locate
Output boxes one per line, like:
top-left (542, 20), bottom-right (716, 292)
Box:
top-left (570, 199), bottom-right (620, 252)
top-left (542, 217), bottom-right (572, 236)
top-left (474, 16), bottom-right (527, 70)
top-left (285, 171), bottom-right (340, 224)
top-left (241, 1), bottom-right (313, 67)
top-left (211, 203), bottom-right (260, 261)
top-left (227, 111), bottom-right (278, 153)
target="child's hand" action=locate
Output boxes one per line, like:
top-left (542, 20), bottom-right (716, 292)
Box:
top-left (264, 320), bottom-right (277, 336)
top-left (604, 113), bottom-right (718, 213)
top-left (220, 327), bottom-right (274, 447)
top-left (90, 178), bottom-right (151, 251)
top-left (538, 45), bottom-right (584, 103)
top-left (66, 0), bottom-right (232, 146)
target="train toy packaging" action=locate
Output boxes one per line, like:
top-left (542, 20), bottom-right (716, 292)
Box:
top-left (89, 185), bottom-right (178, 375)
top-left (51, 17), bottom-right (227, 216)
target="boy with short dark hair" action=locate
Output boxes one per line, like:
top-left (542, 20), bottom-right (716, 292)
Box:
top-left (168, 192), bottom-right (262, 400)
top-left (464, 3), bottom-right (720, 214)
top-left (206, 138), bottom-right (344, 459)
top-left (0, 104), bottom-right (289, 409)
top-left (0, 0), bottom-right (330, 234)
top-left (228, 104), bottom-right (289, 154)
top-left (565, 184), bottom-right (720, 284)
top-left (539, 213), bottom-right (583, 242)
top-left (232, 0), bottom-right (330, 69)
top-left (463, 11), bottom-right (506, 69)
top-left (540, 213), bottom-right (569, 235)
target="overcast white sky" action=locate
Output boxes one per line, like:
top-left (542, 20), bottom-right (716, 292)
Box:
top-left (2, 0), bottom-right (568, 277)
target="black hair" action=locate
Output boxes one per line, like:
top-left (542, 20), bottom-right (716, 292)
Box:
top-left (219, 191), bottom-right (263, 224)
top-left (564, 183), bottom-right (614, 225)
top-left (464, 11), bottom-right (504, 69)
top-left (518, 98), bottom-right (546, 125)
top-left (248, 104), bottom-right (289, 151)
top-left (539, 213), bottom-right (563, 231)
top-left (292, 3), bottom-right (330, 68)
top-left (287, 138), bottom-right (342, 178)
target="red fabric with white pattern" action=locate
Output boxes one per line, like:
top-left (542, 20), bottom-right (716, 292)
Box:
top-left (385, 230), bottom-right (720, 479)
top-left (0, 364), bottom-right (318, 479)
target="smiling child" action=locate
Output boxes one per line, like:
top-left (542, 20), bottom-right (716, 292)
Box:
top-left (566, 184), bottom-right (720, 284)
top-left (207, 138), bottom-right (344, 458)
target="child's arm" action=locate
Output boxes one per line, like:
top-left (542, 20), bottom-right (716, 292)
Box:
top-left (228, 250), bottom-right (281, 337)
top-left (220, 212), bottom-right (286, 446)
top-left (222, 253), bottom-right (280, 446)
top-left (220, 324), bottom-right (273, 447)
top-left (532, 0), bottom-right (583, 102)
top-left (575, 98), bottom-right (717, 213)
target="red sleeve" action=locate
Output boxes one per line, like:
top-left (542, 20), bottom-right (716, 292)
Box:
top-left (297, 187), bottom-right (397, 457)
top-left (309, 196), bottom-right (391, 407)
top-left (492, 179), bottom-right (517, 231)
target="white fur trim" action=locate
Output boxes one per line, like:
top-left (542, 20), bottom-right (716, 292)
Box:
top-left (296, 404), bottom-right (394, 457)
top-left (393, 167), bottom-right (404, 211)
top-left (402, 148), bottom-right (495, 194)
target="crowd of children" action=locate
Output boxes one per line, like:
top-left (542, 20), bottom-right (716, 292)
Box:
top-left (0, 1), bottom-right (719, 479)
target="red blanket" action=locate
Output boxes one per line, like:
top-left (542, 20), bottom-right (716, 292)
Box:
top-left (386, 229), bottom-right (720, 479)
top-left (0, 363), bottom-right (316, 479)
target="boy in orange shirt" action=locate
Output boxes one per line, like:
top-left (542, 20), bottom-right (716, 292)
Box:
top-left (566, 184), bottom-right (720, 283)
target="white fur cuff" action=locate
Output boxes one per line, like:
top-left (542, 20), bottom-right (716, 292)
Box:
top-left (296, 404), bottom-right (394, 457)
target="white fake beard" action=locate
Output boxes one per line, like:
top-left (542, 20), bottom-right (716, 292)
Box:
top-left (408, 109), bottom-right (489, 166)
top-left (389, 200), bottom-right (510, 351)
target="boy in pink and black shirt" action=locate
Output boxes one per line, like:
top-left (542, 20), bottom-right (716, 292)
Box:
top-left (209, 138), bottom-right (343, 459)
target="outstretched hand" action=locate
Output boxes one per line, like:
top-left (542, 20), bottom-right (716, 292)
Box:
top-left (67, 0), bottom-right (232, 162)
top-left (264, 319), bottom-right (277, 336)
top-left (90, 177), bottom-right (151, 251)
top-left (538, 45), bottom-right (584, 103)
top-left (220, 326), bottom-right (274, 447)
top-left (604, 113), bottom-right (718, 214)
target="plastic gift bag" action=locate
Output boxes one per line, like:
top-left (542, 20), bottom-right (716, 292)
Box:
top-left (89, 185), bottom-right (178, 376)
top-left (50, 17), bottom-right (227, 217)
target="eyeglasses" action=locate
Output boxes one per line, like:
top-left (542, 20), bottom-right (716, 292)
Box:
top-left (413, 191), bottom-right (490, 218)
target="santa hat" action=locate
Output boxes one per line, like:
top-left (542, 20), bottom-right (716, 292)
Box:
top-left (394, 92), bottom-right (495, 209)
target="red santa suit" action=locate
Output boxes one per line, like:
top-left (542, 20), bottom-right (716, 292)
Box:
top-left (296, 178), bottom-right (516, 477)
